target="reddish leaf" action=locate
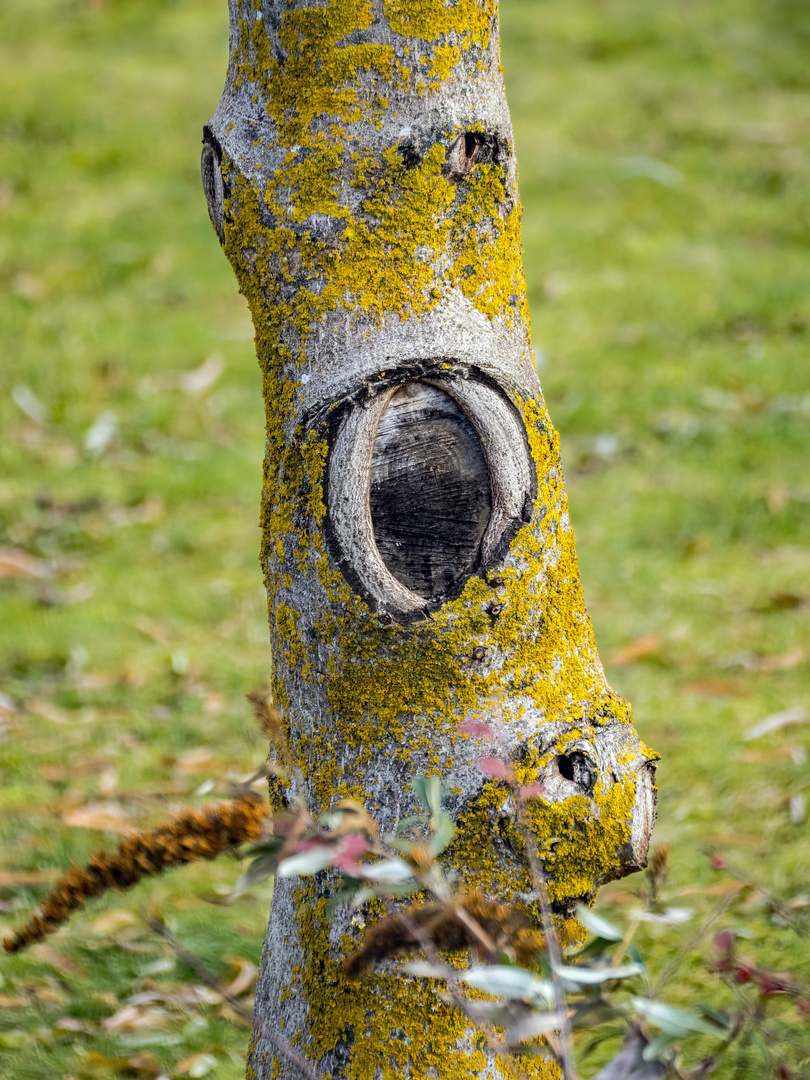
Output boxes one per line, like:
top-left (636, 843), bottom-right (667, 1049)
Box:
top-left (458, 721), bottom-right (493, 738)
top-left (479, 757), bottom-right (514, 781)
top-left (519, 784), bottom-right (546, 800)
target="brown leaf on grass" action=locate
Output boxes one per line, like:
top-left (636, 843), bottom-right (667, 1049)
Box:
top-left (756, 647), bottom-right (806, 673)
top-left (102, 1003), bottom-right (170, 1032)
top-left (609, 634), bottom-right (661, 666)
top-left (679, 678), bottom-right (748, 697)
top-left (741, 744), bottom-right (806, 764)
top-left (767, 483), bottom-right (790, 512)
top-left (63, 802), bottom-right (135, 834)
top-left (0, 994), bottom-right (28, 1007)
top-left (174, 748), bottom-right (216, 774)
top-left (78, 1051), bottom-right (163, 1077)
top-left (41, 756), bottom-right (116, 783)
top-left (222, 957), bottom-right (257, 998)
top-left (89, 909), bottom-right (140, 936)
top-left (0, 548), bottom-right (49, 578)
top-left (0, 869), bottom-right (60, 888)
top-left (30, 943), bottom-right (88, 977)
top-left (28, 697), bottom-right (70, 724)
top-left (175, 1052), bottom-right (219, 1077)
top-left (745, 706), bottom-right (809, 740)
top-left (131, 616), bottom-right (171, 643)
top-left (172, 749), bottom-right (237, 780)
top-left (28, 978), bottom-right (68, 1004)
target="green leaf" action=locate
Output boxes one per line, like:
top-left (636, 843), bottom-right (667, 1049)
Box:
top-left (412, 775), bottom-right (443, 816)
top-left (429, 812), bottom-right (456, 855)
top-left (575, 903), bottom-right (624, 942)
top-left (641, 1032), bottom-right (678, 1062)
top-left (554, 962), bottom-right (644, 985)
top-left (243, 836), bottom-right (284, 859)
top-left (698, 1005), bottom-right (731, 1028)
top-left (459, 965), bottom-right (555, 1007)
top-left (394, 814), bottom-right (425, 836)
top-left (630, 997), bottom-right (728, 1037)
top-left (230, 853), bottom-right (279, 898)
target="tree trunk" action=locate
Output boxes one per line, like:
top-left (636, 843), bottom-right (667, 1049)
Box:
top-left (202, 3), bottom-right (657, 1077)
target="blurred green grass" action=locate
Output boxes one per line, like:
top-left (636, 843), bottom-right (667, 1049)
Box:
top-left (0, 0), bottom-right (808, 1076)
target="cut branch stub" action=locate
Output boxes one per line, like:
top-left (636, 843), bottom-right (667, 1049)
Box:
top-left (203, 1), bottom-right (658, 1076)
top-left (326, 370), bottom-right (535, 619)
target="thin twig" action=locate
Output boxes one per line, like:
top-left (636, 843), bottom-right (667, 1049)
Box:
top-left (516, 801), bottom-right (580, 1080)
top-left (145, 911), bottom-right (325, 1080)
top-left (144, 911), bottom-right (253, 1020)
top-left (455, 902), bottom-right (499, 961)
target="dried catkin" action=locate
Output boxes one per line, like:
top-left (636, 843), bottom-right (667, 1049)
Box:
top-left (4, 796), bottom-right (267, 953)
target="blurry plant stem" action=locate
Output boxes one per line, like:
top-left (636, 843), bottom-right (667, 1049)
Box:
top-left (144, 910), bottom-right (324, 1080)
top-left (516, 799), bottom-right (579, 1080)
top-left (611, 914), bottom-right (641, 968)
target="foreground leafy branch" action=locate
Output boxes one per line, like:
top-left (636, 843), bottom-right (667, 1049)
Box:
top-left (4, 708), bottom-right (808, 1078)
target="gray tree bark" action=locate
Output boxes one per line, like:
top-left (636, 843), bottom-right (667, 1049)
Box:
top-left (201, 3), bottom-right (657, 1077)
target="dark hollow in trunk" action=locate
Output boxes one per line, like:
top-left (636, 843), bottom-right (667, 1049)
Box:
top-left (370, 383), bottom-right (492, 600)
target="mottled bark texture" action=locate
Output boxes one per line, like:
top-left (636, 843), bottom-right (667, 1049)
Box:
top-left (202, 3), bottom-right (657, 1077)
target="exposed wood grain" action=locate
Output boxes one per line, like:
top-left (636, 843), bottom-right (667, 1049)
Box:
top-left (370, 383), bottom-right (491, 600)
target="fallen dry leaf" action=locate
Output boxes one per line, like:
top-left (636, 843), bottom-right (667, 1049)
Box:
top-left (89, 909), bottom-right (140, 936)
top-left (178, 354), bottom-right (224, 396)
top-left (745, 705), bottom-right (809, 741)
top-left (0, 547), bottom-right (49, 579)
top-left (98, 766), bottom-right (119, 797)
top-left (609, 634), bottom-right (661, 666)
top-left (174, 1052), bottom-right (218, 1078)
top-left (28, 978), bottom-right (69, 1004)
top-left (131, 616), bottom-right (172, 643)
top-left (174, 748), bottom-right (214, 773)
top-left (676, 880), bottom-right (748, 898)
top-left (30, 944), bottom-right (88, 978)
top-left (78, 1051), bottom-right (163, 1078)
top-left (767, 483), bottom-right (790, 512)
top-left (222, 957), bottom-right (257, 998)
top-left (764, 591), bottom-right (807, 611)
top-left (0, 869), bottom-right (60, 888)
top-left (102, 1003), bottom-right (170, 1033)
top-left (63, 801), bottom-right (134, 833)
top-left (28, 697), bottom-right (70, 724)
top-left (755, 647), bottom-right (806, 673)
top-left (679, 678), bottom-right (748, 697)
top-left (740, 744), bottom-right (806, 764)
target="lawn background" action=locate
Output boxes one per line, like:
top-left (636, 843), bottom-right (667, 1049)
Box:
top-left (1, 1), bottom-right (808, 1076)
